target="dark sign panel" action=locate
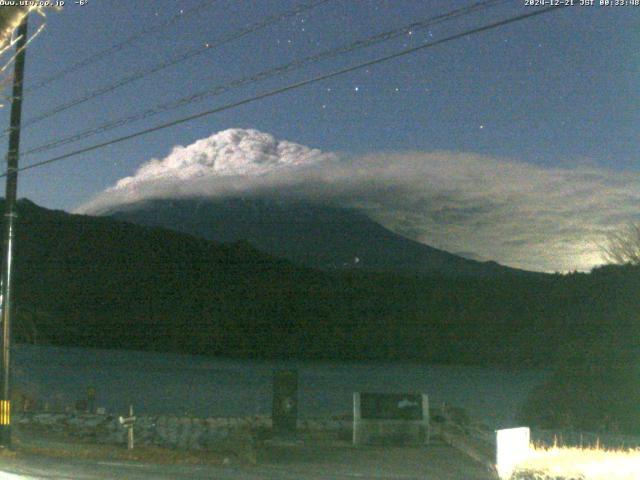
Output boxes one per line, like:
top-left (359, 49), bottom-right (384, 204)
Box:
top-left (272, 369), bottom-right (298, 436)
top-left (360, 393), bottom-right (423, 420)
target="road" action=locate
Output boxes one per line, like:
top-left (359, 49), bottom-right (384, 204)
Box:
top-left (0, 443), bottom-right (497, 479)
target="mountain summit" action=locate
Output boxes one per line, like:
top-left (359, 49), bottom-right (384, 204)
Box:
top-left (81, 128), bottom-right (528, 275)
top-left (106, 197), bottom-right (523, 277)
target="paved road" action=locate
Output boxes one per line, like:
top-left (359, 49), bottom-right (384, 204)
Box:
top-left (0, 444), bottom-right (497, 480)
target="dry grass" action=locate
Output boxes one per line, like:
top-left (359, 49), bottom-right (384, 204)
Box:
top-left (12, 439), bottom-right (230, 466)
top-left (10, 429), bottom-right (254, 466)
top-left (511, 445), bottom-right (640, 480)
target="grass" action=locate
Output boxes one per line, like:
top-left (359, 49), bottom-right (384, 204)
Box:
top-left (10, 427), bottom-right (256, 466)
top-left (20, 442), bottom-right (228, 465)
top-left (510, 444), bottom-right (640, 480)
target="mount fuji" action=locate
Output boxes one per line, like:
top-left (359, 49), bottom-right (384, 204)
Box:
top-left (84, 128), bottom-right (529, 277)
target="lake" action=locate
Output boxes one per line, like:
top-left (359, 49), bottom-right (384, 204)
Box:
top-left (13, 344), bottom-right (548, 430)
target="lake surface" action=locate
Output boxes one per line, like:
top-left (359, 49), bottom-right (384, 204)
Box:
top-left (13, 344), bottom-right (549, 430)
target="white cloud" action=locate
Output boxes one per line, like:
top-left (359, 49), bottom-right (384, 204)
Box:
top-left (77, 128), bottom-right (640, 273)
top-left (112, 128), bottom-right (335, 187)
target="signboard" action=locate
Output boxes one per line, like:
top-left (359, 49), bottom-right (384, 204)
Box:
top-left (353, 392), bottom-right (429, 445)
top-left (360, 393), bottom-right (423, 420)
top-left (272, 369), bottom-right (298, 437)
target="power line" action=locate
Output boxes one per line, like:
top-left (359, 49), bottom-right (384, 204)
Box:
top-left (2, 4), bottom-right (567, 179)
top-left (22, 0), bottom-right (508, 158)
top-left (14, 0), bottom-right (334, 132)
top-left (23, 0), bottom-right (220, 93)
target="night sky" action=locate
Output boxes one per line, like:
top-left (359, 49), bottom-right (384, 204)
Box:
top-left (0, 0), bottom-right (638, 272)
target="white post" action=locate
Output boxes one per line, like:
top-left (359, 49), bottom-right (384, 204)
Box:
top-left (495, 427), bottom-right (530, 479)
top-left (119, 405), bottom-right (136, 450)
top-left (421, 394), bottom-right (430, 444)
top-left (352, 393), bottom-right (361, 445)
top-left (127, 405), bottom-right (134, 450)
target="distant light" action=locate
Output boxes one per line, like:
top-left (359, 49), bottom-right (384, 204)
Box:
top-left (0, 471), bottom-right (31, 479)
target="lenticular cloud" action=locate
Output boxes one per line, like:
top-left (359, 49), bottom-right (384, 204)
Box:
top-left (78, 127), bottom-right (640, 272)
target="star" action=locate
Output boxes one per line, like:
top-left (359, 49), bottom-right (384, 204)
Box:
top-left (479, 124), bottom-right (484, 129)
top-left (354, 86), bottom-right (359, 92)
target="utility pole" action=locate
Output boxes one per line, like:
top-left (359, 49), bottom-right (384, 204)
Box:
top-left (0, 13), bottom-right (28, 449)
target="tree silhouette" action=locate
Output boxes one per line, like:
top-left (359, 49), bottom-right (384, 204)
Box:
top-left (601, 223), bottom-right (640, 265)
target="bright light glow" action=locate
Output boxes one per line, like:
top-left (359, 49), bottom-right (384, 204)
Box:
top-left (0, 470), bottom-right (39, 479)
top-left (0, 6), bottom-right (49, 107)
top-left (0, 22), bottom-right (46, 74)
top-left (495, 427), bottom-right (531, 479)
top-left (512, 445), bottom-right (640, 480)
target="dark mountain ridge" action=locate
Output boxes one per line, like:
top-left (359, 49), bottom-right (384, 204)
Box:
top-left (1, 198), bottom-right (637, 368)
top-left (105, 197), bottom-right (532, 277)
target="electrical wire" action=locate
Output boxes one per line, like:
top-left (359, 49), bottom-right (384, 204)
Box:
top-left (15, 0), bottom-right (334, 132)
top-left (21, 0), bottom-right (508, 158)
top-left (1, 4), bottom-right (567, 178)
top-left (24, 0), bottom-right (221, 93)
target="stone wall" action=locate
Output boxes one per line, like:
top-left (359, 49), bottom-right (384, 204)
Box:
top-left (16, 412), bottom-right (351, 450)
